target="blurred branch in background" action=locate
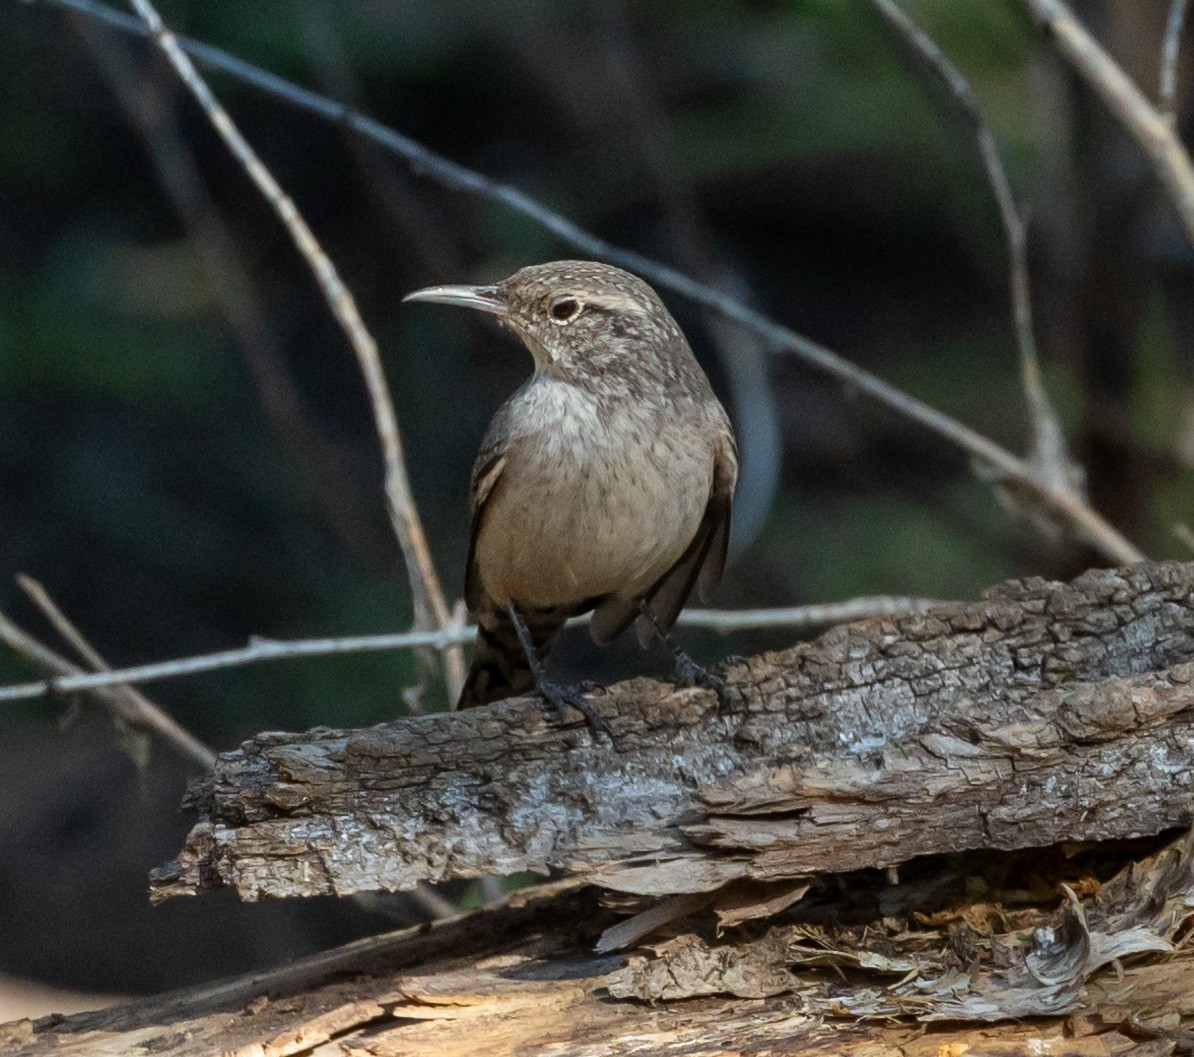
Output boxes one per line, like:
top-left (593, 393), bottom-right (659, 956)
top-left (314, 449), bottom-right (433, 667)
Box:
top-left (35, 0), bottom-right (1144, 566)
top-left (123, 0), bottom-right (466, 707)
top-left (7, 0), bottom-right (1191, 1013)
top-left (0, 595), bottom-right (942, 704)
top-left (294, 4), bottom-right (466, 283)
top-left (0, 583), bottom-right (215, 769)
top-left (590, 0), bottom-right (781, 555)
top-left (70, 15), bottom-right (392, 575)
top-left (5, 578), bottom-right (460, 918)
top-left (1161, 0), bottom-right (1190, 123)
top-left (1021, 0), bottom-right (1194, 247)
top-left (871, 0), bottom-right (1086, 547)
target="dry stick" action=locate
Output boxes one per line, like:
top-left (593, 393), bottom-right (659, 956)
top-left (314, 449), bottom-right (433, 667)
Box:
top-left (871, 0), bottom-right (1080, 510)
top-left (40, 0), bottom-right (1143, 566)
top-left (1021, 0), bottom-right (1194, 247)
top-left (0, 627), bottom-right (467, 704)
top-left (681, 595), bottom-right (942, 630)
top-left (16, 576), bottom-right (217, 771)
top-left (294, 5), bottom-right (465, 282)
top-left (122, 0), bottom-right (465, 706)
top-left (74, 17), bottom-right (390, 576)
top-left (596, 4), bottom-right (781, 552)
top-left (404, 886), bottom-right (456, 920)
top-left (19, 576), bottom-right (456, 918)
top-left (19, 576), bottom-right (131, 674)
top-left (14, 580), bottom-right (455, 917)
top-left (0, 596), bottom-right (216, 770)
top-left (1162, 0), bottom-right (1190, 123)
top-left (0, 596), bottom-right (941, 704)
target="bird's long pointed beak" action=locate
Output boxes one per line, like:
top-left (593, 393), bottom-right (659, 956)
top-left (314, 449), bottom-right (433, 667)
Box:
top-left (402, 284), bottom-right (507, 315)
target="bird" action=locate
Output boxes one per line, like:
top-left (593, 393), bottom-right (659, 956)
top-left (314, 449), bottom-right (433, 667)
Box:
top-left (404, 261), bottom-right (737, 735)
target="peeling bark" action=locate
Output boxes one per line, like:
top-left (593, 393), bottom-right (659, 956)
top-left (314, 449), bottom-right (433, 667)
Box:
top-left (11, 562), bottom-right (1194, 1055)
top-left (153, 562), bottom-right (1194, 904)
top-left (10, 834), bottom-right (1194, 1056)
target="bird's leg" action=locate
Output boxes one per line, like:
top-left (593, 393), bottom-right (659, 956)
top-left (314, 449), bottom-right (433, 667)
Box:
top-left (506, 602), bottom-right (611, 737)
top-left (638, 600), bottom-right (732, 713)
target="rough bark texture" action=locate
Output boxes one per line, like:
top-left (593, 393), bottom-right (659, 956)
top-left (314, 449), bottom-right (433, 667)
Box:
top-left (9, 849), bottom-right (1194, 1057)
top-left (153, 561), bottom-right (1194, 904)
top-left (10, 562), bottom-right (1194, 1056)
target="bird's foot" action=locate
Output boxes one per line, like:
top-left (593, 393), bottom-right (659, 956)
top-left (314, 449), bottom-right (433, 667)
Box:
top-left (672, 651), bottom-right (733, 715)
top-left (535, 677), bottom-right (612, 739)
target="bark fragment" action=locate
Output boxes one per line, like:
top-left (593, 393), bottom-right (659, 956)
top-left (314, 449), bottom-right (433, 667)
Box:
top-left (153, 562), bottom-right (1194, 905)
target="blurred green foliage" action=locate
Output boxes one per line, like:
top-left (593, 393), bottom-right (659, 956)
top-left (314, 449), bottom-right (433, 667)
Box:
top-left (1, 0), bottom-right (1190, 749)
top-left (2, 0), bottom-right (1193, 1000)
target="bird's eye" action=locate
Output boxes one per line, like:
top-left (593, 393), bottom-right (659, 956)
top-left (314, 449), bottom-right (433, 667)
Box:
top-left (548, 296), bottom-right (583, 323)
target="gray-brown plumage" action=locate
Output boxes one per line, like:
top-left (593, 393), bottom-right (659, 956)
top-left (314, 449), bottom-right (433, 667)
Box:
top-left (404, 261), bottom-right (737, 732)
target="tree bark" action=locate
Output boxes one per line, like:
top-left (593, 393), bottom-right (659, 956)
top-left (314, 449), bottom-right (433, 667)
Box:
top-left (8, 866), bottom-right (1194, 1056)
top-left (153, 561), bottom-right (1194, 904)
top-left (9, 562), bottom-right (1194, 1056)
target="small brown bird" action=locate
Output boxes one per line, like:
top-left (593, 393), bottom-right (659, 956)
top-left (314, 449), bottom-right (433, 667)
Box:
top-left (404, 261), bottom-right (737, 734)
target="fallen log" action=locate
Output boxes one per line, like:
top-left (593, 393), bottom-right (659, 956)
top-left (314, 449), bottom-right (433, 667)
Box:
top-left (152, 561), bottom-right (1194, 905)
top-left (11, 833), bottom-right (1194, 1056)
top-left (9, 562), bottom-right (1194, 1055)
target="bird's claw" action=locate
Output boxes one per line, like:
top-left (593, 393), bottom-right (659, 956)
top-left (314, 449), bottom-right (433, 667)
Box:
top-left (536, 679), bottom-right (612, 739)
top-left (674, 653), bottom-right (734, 715)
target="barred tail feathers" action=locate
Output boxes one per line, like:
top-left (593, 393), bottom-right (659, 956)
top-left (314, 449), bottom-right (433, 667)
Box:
top-left (457, 605), bottom-right (566, 709)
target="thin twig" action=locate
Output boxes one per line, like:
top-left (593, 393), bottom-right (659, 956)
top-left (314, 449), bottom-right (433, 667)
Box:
top-left (1161, 0), bottom-right (1190, 124)
top-left (17, 577), bottom-right (453, 916)
top-left (122, 0), bottom-right (464, 706)
top-left (17, 575), bottom-right (216, 770)
top-left (18, 576), bottom-right (121, 673)
top-left (871, 0), bottom-right (1083, 531)
top-left (406, 886), bottom-right (457, 919)
top-left (35, 0), bottom-right (1144, 565)
top-left (1022, 0), bottom-right (1194, 247)
top-left (73, 15), bottom-right (389, 573)
top-left (593, 1), bottom-right (781, 553)
top-left (0, 626), bottom-right (468, 703)
top-left (0, 590), bottom-right (216, 769)
top-left (0, 596), bottom-right (942, 703)
top-left (679, 595), bottom-right (942, 631)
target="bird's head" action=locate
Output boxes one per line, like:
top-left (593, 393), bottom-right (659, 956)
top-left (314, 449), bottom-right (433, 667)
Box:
top-left (404, 260), bottom-right (691, 387)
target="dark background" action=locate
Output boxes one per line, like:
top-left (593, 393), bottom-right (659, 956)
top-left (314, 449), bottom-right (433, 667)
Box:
top-left (1, 0), bottom-right (1191, 1006)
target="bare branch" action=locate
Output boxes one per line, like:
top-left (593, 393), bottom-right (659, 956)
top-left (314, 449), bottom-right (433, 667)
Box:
top-left (871, 0), bottom-right (1084, 539)
top-left (18, 576), bottom-right (120, 673)
top-left (0, 597), bottom-right (941, 704)
top-left (0, 588), bottom-right (216, 770)
top-left (122, 0), bottom-right (464, 706)
top-left (405, 885), bottom-right (457, 920)
top-left (1022, 0), bottom-right (1194, 246)
top-left (13, 580), bottom-right (456, 917)
top-left (1162, 0), bottom-right (1190, 123)
top-left (73, 16), bottom-right (391, 573)
top-left (153, 561), bottom-right (1194, 905)
top-left (37, 0), bottom-right (1144, 565)
top-left (679, 595), bottom-right (942, 631)
top-left (0, 626), bottom-right (465, 704)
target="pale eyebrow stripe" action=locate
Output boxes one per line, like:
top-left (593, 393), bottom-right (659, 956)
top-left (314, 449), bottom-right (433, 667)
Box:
top-left (580, 292), bottom-right (644, 313)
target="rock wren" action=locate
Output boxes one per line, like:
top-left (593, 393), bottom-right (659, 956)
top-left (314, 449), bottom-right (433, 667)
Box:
top-left (404, 261), bottom-right (737, 734)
